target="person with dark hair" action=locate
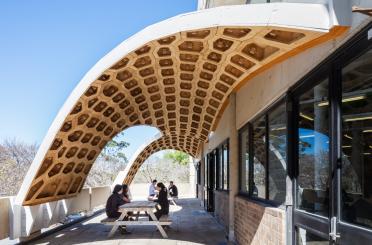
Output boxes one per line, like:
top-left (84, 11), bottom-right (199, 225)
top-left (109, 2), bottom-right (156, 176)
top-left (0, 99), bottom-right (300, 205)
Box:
top-left (151, 182), bottom-right (169, 220)
top-left (105, 184), bottom-right (131, 234)
top-left (149, 179), bottom-right (157, 197)
top-left (168, 181), bottom-right (178, 198)
top-left (122, 184), bottom-right (131, 203)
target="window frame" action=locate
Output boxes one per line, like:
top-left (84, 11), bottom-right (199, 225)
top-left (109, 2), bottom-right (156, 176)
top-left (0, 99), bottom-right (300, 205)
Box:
top-left (238, 96), bottom-right (288, 206)
top-left (238, 123), bottom-right (251, 196)
top-left (205, 138), bottom-right (230, 192)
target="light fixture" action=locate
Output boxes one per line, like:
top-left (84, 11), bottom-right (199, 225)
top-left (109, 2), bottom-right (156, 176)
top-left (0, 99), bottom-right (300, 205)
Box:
top-left (318, 101), bottom-right (329, 107)
top-left (363, 153), bottom-right (371, 155)
top-left (345, 116), bottom-right (372, 122)
top-left (300, 113), bottom-right (314, 121)
top-left (342, 145), bottom-right (352, 148)
top-left (343, 95), bottom-right (366, 103)
top-left (318, 95), bottom-right (366, 107)
top-left (300, 135), bottom-right (314, 139)
top-left (271, 127), bottom-right (286, 131)
top-left (363, 129), bottom-right (372, 133)
top-left (344, 134), bottom-right (353, 140)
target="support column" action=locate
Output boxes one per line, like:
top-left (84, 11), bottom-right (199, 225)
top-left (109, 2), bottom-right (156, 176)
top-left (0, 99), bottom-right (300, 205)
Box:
top-left (228, 92), bottom-right (238, 241)
top-left (189, 156), bottom-right (196, 198)
top-left (199, 143), bottom-right (206, 207)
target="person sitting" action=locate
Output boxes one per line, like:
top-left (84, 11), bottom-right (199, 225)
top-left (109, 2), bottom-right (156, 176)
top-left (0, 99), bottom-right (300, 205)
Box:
top-left (121, 184), bottom-right (131, 203)
top-left (168, 181), bottom-right (178, 198)
top-left (105, 184), bottom-right (131, 234)
top-left (149, 179), bottom-right (157, 197)
top-left (150, 182), bottom-right (169, 220)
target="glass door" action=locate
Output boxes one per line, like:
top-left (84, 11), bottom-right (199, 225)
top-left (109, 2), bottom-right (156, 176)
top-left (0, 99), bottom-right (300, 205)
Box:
top-left (207, 152), bottom-right (215, 212)
top-left (292, 23), bottom-right (372, 245)
top-left (337, 34), bottom-right (372, 245)
top-left (293, 72), bottom-right (332, 245)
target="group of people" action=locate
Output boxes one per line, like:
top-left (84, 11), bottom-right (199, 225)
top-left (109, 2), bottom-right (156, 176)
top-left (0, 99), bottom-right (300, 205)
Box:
top-left (105, 180), bottom-right (178, 234)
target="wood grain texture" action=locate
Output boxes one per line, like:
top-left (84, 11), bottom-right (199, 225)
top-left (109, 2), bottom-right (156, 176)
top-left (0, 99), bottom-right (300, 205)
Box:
top-left (22, 25), bottom-right (345, 206)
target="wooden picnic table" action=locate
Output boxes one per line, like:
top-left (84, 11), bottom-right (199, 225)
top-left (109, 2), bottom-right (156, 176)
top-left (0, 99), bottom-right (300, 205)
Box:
top-left (106, 200), bottom-right (171, 238)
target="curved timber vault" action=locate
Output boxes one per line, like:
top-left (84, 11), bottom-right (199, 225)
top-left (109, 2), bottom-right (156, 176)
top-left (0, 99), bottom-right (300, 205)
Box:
top-left (17, 3), bottom-right (348, 205)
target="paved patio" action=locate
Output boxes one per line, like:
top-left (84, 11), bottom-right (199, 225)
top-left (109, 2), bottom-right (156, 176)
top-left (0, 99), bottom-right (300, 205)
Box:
top-left (30, 198), bottom-right (229, 245)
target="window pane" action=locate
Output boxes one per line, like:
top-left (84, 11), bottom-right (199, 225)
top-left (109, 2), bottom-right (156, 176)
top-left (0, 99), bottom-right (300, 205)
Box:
top-left (253, 116), bottom-right (266, 199)
top-left (213, 152), bottom-right (218, 189)
top-left (296, 78), bottom-right (329, 217)
top-left (219, 149), bottom-right (223, 189)
top-left (223, 143), bottom-right (229, 190)
top-left (204, 156), bottom-right (208, 187)
top-left (296, 227), bottom-right (329, 245)
top-left (341, 49), bottom-right (372, 229)
top-left (240, 128), bottom-right (250, 193)
top-left (268, 102), bottom-right (287, 204)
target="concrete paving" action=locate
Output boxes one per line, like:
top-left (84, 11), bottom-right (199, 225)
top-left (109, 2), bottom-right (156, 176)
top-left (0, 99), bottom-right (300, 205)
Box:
top-left (30, 198), bottom-right (229, 245)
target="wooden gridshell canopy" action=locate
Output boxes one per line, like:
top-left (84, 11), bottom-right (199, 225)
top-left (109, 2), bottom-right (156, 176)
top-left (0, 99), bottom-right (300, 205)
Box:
top-left (19, 4), bottom-right (347, 205)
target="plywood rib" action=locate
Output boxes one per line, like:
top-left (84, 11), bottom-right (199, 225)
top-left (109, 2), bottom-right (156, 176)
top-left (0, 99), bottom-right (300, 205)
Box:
top-left (121, 135), bottom-right (198, 186)
top-left (20, 6), bottom-right (346, 205)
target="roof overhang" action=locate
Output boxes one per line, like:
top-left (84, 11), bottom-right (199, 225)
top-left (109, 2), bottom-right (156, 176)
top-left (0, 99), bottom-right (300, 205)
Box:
top-left (16, 3), bottom-right (348, 206)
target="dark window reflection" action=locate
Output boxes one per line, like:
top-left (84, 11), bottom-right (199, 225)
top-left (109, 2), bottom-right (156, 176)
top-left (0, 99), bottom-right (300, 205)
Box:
top-left (239, 127), bottom-right (249, 193)
top-left (268, 103), bottom-right (287, 204)
top-left (253, 116), bottom-right (266, 199)
top-left (341, 49), bottom-right (372, 229)
top-left (297, 78), bottom-right (329, 217)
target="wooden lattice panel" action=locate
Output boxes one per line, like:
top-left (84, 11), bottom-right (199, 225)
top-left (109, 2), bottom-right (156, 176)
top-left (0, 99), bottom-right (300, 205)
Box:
top-left (23, 24), bottom-right (340, 205)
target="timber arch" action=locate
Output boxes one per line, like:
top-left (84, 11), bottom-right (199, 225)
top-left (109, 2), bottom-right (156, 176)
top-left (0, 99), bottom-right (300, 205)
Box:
top-left (17, 3), bottom-right (347, 206)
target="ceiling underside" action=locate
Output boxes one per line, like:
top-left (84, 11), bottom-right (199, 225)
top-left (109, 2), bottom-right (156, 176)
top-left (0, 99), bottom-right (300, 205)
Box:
top-left (18, 4), bottom-right (346, 206)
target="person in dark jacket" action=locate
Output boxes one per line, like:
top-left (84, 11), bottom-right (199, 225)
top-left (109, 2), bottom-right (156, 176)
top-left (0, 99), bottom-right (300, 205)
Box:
top-left (106, 184), bottom-right (125, 218)
top-left (168, 181), bottom-right (178, 197)
top-left (150, 182), bottom-right (169, 220)
top-left (106, 184), bottom-right (131, 234)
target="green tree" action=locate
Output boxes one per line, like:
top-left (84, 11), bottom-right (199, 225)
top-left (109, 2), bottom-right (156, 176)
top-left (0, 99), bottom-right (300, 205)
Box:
top-left (99, 132), bottom-right (129, 163)
top-left (164, 150), bottom-right (190, 166)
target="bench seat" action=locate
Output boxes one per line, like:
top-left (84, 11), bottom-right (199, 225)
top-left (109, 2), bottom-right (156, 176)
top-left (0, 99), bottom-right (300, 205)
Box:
top-left (101, 217), bottom-right (117, 224)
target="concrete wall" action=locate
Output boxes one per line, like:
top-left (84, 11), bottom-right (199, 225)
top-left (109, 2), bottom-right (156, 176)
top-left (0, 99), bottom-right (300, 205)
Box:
top-left (201, 2), bottom-right (372, 244)
top-left (206, 101), bottom-right (233, 152)
top-left (0, 197), bottom-right (12, 240)
top-left (8, 186), bottom-right (111, 240)
top-left (214, 190), bottom-right (230, 231)
top-left (198, 184), bottom-right (205, 202)
top-left (234, 196), bottom-right (285, 245)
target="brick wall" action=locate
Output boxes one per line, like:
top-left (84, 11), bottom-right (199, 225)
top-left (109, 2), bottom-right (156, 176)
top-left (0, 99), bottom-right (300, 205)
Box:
top-left (214, 190), bottom-right (229, 231)
top-left (234, 196), bottom-right (285, 245)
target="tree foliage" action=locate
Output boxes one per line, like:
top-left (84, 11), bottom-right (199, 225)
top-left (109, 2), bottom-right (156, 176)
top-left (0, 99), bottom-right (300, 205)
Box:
top-left (134, 153), bottom-right (190, 184)
top-left (86, 132), bottom-right (130, 187)
top-left (0, 138), bottom-right (38, 196)
top-left (164, 150), bottom-right (190, 166)
top-left (99, 131), bottom-right (129, 163)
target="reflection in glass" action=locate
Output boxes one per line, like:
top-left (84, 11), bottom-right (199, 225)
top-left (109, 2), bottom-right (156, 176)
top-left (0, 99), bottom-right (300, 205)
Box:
top-left (239, 128), bottom-right (249, 193)
top-left (296, 227), bottom-right (329, 245)
top-left (253, 116), bottom-right (266, 199)
top-left (223, 143), bottom-right (229, 190)
top-left (341, 49), bottom-right (372, 229)
top-left (297, 78), bottom-right (329, 217)
top-left (219, 148), bottom-right (223, 189)
top-left (268, 103), bottom-right (287, 204)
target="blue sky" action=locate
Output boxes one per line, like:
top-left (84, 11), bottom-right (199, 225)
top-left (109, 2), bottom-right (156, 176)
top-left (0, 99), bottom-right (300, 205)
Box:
top-left (0, 0), bottom-right (197, 158)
